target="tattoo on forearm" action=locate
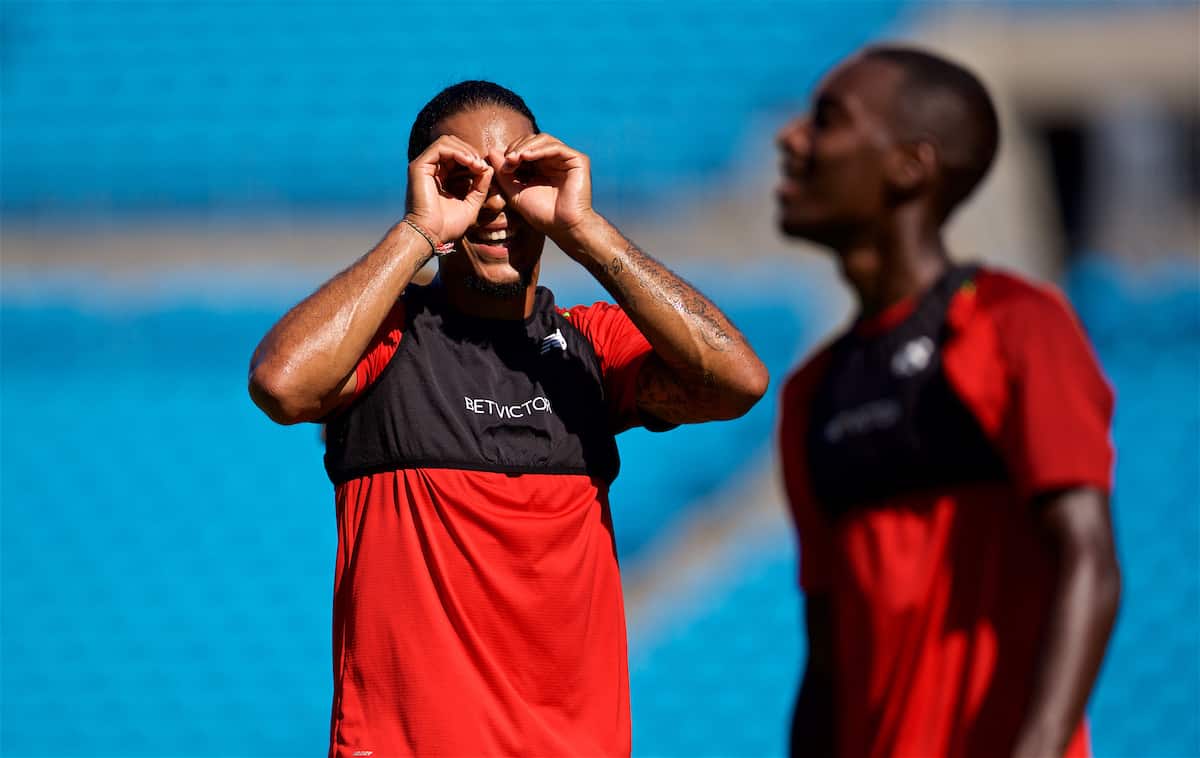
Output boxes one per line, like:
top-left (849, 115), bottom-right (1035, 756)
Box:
top-left (635, 355), bottom-right (722, 422)
top-left (605, 255), bottom-right (624, 277)
top-left (612, 242), bottom-right (734, 352)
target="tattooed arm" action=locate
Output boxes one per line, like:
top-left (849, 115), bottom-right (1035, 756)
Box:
top-left (492, 132), bottom-right (768, 424)
top-left (563, 214), bottom-right (769, 424)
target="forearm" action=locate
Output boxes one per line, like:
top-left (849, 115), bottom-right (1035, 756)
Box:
top-left (1015, 528), bottom-right (1121, 756)
top-left (558, 214), bottom-right (768, 420)
top-left (249, 220), bottom-right (432, 423)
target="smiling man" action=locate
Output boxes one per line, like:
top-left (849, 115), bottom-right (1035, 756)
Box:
top-left (248, 81), bottom-right (767, 757)
top-left (776, 48), bottom-right (1121, 758)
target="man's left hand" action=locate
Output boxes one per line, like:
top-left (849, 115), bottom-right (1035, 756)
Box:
top-left (490, 134), bottom-right (598, 247)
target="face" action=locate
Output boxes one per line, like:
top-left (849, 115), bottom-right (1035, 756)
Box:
top-left (775, 57), bottom-right (905, 248)
top-left (432, 107), bottom-right (544, 294)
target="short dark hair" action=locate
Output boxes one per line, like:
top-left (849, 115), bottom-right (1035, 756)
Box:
top-left (862, 46), bottom-right (1000, 217)
top-left (407, 80), bottom-right (539, 161)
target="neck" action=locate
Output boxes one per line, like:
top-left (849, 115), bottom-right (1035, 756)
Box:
top-left (837, 211), bottom-right (950, 318)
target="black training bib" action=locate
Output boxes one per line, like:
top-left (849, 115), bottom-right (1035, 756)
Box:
top-left (805, 265), bottom-right (1008, 519)
top-left (325, 284), bottom-right (621, 485)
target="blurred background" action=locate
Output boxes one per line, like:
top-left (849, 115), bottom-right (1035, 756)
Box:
top-left (2, 1), bottom-right (1197, 756)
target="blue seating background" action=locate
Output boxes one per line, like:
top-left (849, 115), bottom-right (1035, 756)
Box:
top-left (3, 1), bottom-right (1197, 756)
top-left (1, 0), bottom-right (901, 219)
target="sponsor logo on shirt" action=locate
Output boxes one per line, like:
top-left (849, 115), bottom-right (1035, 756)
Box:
top-left (464, 395), bottom-right (553, 419)
top-left (824, 398), bottom-right (902, 442)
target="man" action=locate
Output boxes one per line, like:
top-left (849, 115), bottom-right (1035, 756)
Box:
top-left (249, 81), bottom-right (767, 756)
top-left (776, 47), bottom-right (1121, 758)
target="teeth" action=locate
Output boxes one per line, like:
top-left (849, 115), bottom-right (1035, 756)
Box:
top-left (480, 229), bottom-right (509, 242)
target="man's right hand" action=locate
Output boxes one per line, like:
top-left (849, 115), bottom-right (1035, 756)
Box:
top-left (406, 135), bottom-right (493, 244)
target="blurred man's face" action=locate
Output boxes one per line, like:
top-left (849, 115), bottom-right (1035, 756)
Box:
top-left (775, 57), bottom-right (905, 249)
top-left (432, 107), bottom-right (545, 296)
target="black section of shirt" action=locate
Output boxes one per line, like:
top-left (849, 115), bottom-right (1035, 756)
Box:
top-left (324, 284), bottom-right (621, 485)
top-left (804, 265), bottom-right (1008, 519)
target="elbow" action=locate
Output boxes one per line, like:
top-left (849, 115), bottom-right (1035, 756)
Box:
top-left (248, 363), bottom-right (317, 425)
top-left (714, 359), bottom-right (771, 420)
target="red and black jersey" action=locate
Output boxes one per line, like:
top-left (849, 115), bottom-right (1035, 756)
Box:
top-left (780, 266), bottom-right (1114, 758)
top-left (322, 283), bottom-right (663, 757)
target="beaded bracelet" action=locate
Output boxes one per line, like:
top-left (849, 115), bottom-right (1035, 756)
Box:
top-left (402, 217), bottom-right (456, 257)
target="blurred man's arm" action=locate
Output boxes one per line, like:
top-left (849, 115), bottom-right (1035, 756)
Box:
top-left (1012, 486), bottom-right (1121, 758)
top-left (981, 280), bottom-right (1120, 758)
top-left (792, 593), bottom-right (836, 758)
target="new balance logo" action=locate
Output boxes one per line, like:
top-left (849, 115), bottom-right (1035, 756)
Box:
top-left (892, 337), bottom-right (934, 377)
top-left (541, 328), bottom-right (567, 354)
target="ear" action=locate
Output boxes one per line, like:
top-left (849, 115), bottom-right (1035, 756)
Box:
top-left (885, 141), bottom-right (937, 196)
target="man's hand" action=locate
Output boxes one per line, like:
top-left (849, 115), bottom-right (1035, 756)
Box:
top-left (491, 134), bottom-right (596, 247)
top-left (407, 135), bottom-right (494, 243)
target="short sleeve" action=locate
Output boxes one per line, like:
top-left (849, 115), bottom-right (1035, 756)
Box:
top-left (779, 353), bottom-right (835, 593)
top-left (564, 302), bottom-right (669, 433)
top-left (993, 283), bottom-right (1115, 499)
top-left (346, 298), bottom-right (406, 404)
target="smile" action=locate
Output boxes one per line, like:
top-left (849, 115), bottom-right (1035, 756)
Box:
top-left (466, 224), bottom-right (519, 260)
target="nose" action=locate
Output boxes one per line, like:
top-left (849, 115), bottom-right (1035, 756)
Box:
top-left (481, 150), bottom-right (509, 212)
top-left (776, 116), bottom-right (810, 159)
top-left (481, 179), bottom-right (507, 212)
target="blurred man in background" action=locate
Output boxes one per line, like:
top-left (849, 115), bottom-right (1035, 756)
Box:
top-left (249, 81), bottom-right (767, 756)
top-left (776, 46), bottom-right (1121, 758)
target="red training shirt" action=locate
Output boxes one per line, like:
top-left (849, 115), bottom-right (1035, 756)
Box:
top-left (326, 291), bottom-right (656, 757)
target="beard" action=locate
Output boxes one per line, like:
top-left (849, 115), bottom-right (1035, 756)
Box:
top-left (463, 270), bottom-right (532, 299)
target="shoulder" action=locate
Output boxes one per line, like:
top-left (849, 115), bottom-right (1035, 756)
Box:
top-left (963, 267), bottom-right (1082, 329)
top-left (558, 300), bottom-right (640, 348)
top-left (952, 267), bottom-right (1107, 399)
top-left (950, 268), bottom-right (1090, 357)
top-left (560, 299), bottom-right (623, 327)
top-left (554, 300), bottom-right (656, 377)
